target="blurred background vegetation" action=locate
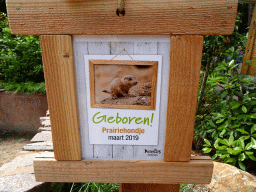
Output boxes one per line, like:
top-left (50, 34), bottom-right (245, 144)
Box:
top-left (0, 11), bottom-right (45, 94)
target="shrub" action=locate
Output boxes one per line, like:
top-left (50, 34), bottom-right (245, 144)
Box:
top-left (0, 12), bottom-right (45, 93)
top-left (196, 47), bottom-right (256, 171)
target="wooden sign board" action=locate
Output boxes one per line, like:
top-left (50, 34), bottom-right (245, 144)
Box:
top-left (38, 34), bottom-right (213, 183)
top-left (6, 0), bottom-right (239, 191)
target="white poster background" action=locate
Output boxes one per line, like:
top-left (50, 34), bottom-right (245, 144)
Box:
top-left (85, 55), bottom-right (162, 145)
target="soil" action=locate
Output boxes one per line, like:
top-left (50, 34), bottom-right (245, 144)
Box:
top-left (0, 129), bottom-right (34, 167)
top-left (100, 82), bottom-right (152, 105)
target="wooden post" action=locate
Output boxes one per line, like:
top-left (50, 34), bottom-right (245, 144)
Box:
top-left (241, 6), bottom-right (256, 75)
top-left (164, 35), bottom-right (203, 162)
top-left (40, 35), bottom-right (81, 160)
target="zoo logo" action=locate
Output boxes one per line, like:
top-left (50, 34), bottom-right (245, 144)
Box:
top-left (145, 149), bottom-right (161, 156)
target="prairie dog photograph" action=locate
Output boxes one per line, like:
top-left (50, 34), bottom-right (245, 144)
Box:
top-left (93, 63), bottom-right (155, 106)
top-left (102, 74), bottom-right (138, 98)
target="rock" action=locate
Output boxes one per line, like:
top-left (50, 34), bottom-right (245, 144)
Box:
top-left (23, 141), bottom-right (53, 151)
top-left (41, 119), bottom-right (51, 127)
top-left (30, 131), bottom-right (52, 143)
top-left (129, 82), bottom-right (152, 96)
top-left (38, 127), bottom-right (51, 132)
top-left (0, 152), bottom-right (43, 192)
top-left (194, 162), bottom-right (256, 192)
top-left (40, 117), bottom-right (50, 124)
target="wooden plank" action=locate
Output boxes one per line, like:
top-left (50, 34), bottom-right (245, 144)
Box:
top-left (40, 35), bottom-right (81, 160)
top-left (164, 36), bottom-right (203, 162)
top-left (7, 0), bottom-right (238, 35)
top-left (241, 6), bottom-right (256, 75)
top-left (120, 183), bottom-right (180, 192)
top-left (34, 153), bottom-right (213, 184)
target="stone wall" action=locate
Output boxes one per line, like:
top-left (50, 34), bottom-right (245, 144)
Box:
top-left (0, 91), bottom-right (48, 133)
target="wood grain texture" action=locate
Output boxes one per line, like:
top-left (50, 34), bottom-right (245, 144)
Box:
top-left (119, 183), bottom-right (180, 192)
top-left (164, 36), bottom-right (203, 162)
top-left (40, 35), bottom-right (81, 160)
top-left (6, 0), bottom-right (238, 35)
top-left (34, 153), bottom-right (213, 184)
top-left (241, 6), bottom-right (256, 75)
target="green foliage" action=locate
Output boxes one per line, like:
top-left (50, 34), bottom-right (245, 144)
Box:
top-left (196, 13), bottom-right (248, 130)
top-left (52, 182), bottom-right (119, 192)
top-left (0, 81), bottom-right (46, 94)
top-left (0, 12), bottom-right (45, 93)
top-left (196, 47), bottom-right (256, 171)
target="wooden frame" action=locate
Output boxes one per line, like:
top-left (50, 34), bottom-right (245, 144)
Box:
top-left (34, 35), bottom-right (210, 186)
top-left (89, 60), bottom-right (158, 110)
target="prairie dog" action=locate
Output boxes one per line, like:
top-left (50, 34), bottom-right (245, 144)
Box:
top-left (103, 75), bottom-right (138, 98)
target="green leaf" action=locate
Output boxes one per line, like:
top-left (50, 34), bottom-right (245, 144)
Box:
top-left (220, 129), bottom-right (227, 137)
top-left (226, 157), bottom-right (236, 164)
top-left (232, 150), bottom-right (242, 155)
top-left (251, 137), bottom-right (256, 145)
top-left (202, 147), bottom-right (212, 153)
top-left (229, 135), bottom-right (234, 145)
top-left (214, 139), bottom-right (220, 148)
top-left (238, 114), bottom-right (248, 121)
top-left (237, 129), bottom-right (249, 134)
top-left (242, 105), bottom-right (247, 113)
top-left (220, 139), bottom-right (229, 146)
top-left (239, 139), bottom-right (245, 149)
top-left (240, 136), bottom-right (250, 140)
top-left (242, 94), bottom-right (249, 102)
top-left (217, 146), bottom-right (227, 150)
top-left (251, 114), bottom-right (256, 119)
top-left (220, 154), bottom-right (228, 159)
top-left (238, 153), bottom-right (246, 161)
top-left (220, 91), bottom-right (228, 98)
top-left (250, 100), bottom-right (256, 105)
top-left (204, 139), bottom-right (211, 147)
top-left (238, 161), bottom-right (246, 171)
top-left (216, 150), bottom-right (229, 155)
top-left (249, 155), bottom-right (256, 161)
top-left (245, 151), bottom-right (253, 156)
top-left (232, 103), bottom-right (241, 109)
top-left (212, 130), bottom-right (217, 138)
top-left (251, 124), bottom-right (256, 134)
top-left (228, 148), bottom-right (233, 153)
top-left (245, 143), bottom-right (252, 150)
top-left (209, 120), bottom-right (217, 128)
top-left (212, 154), bottom-right (217, 160)
top-left (216, 118), bottom-right (225, 124)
